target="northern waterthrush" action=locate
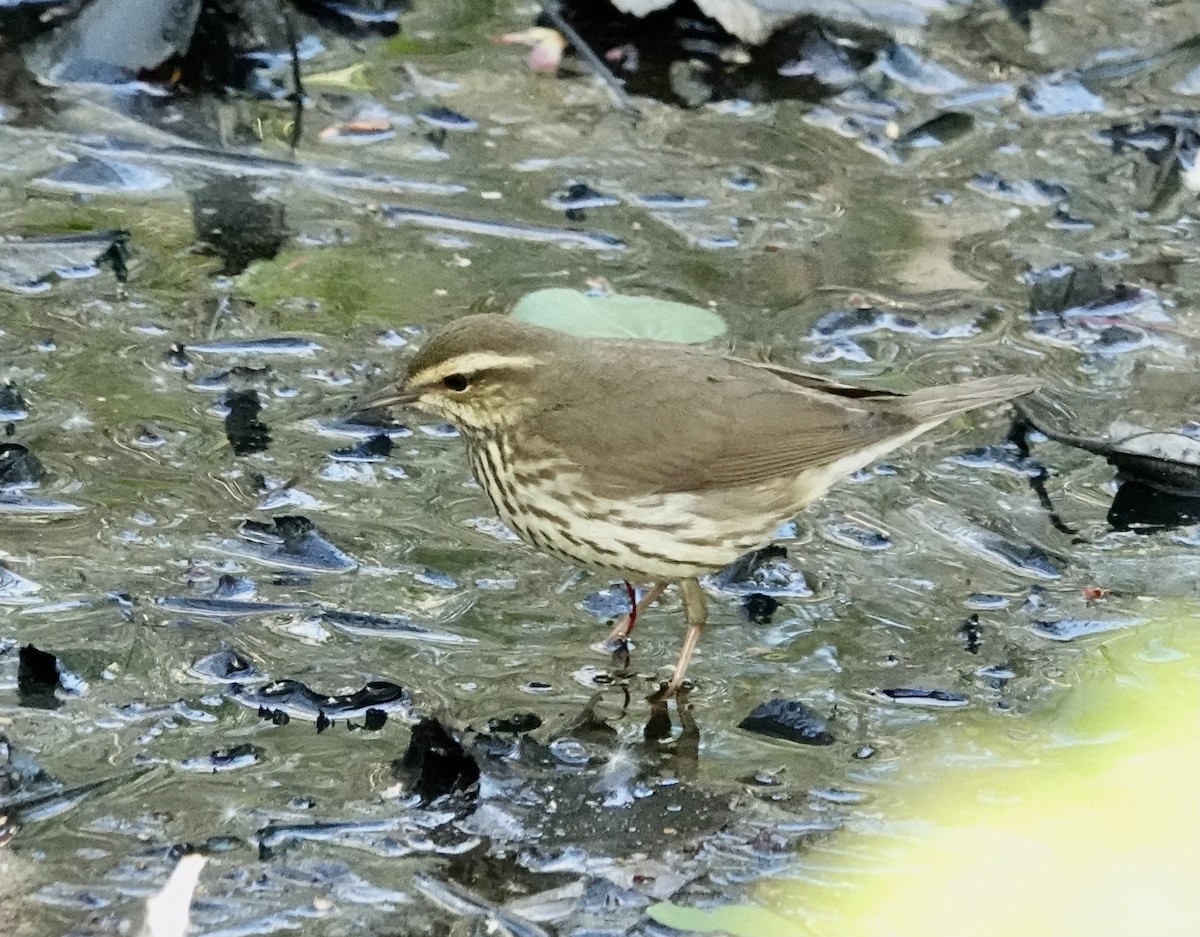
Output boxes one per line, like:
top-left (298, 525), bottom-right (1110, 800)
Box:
top-left (354, 314), bottom-right (1038, 694)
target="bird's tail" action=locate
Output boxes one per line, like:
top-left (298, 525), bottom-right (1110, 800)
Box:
top-left (893, 375), bottom-right (1041, 424)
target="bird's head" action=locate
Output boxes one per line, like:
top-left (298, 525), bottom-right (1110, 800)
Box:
top-left (351, 315), bottom-right (562, 434)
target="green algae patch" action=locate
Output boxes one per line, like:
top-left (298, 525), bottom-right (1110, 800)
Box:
top-left (235, 246), bottom-right (445, 329)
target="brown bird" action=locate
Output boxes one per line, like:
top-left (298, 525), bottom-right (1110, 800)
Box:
top-left (355, 314), bottom-right (1038, 695)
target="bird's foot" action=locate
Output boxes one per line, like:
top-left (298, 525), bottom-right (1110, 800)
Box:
top-left (649, 677), bottom-right (694, 703)
top-left (609, 638), bottom-right (632, 674)
top-left (593, 632), bottom-right (635, 654)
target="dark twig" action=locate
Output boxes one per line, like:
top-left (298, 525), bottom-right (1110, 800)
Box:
top-left (1007, 415), bottom-right (1079, 538)
top-left (537, 0), bottom-right (639, 114)
top-left (279, 2), bottom-right (305, 151)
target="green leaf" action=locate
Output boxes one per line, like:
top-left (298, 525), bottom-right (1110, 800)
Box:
top-left (510, 287), bottom-right (726, 344)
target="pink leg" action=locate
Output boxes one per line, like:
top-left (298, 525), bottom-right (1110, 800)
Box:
top-left (604, 580), bottom-right (669, 645)
top-left (661, 578), bottom-right (706, 697)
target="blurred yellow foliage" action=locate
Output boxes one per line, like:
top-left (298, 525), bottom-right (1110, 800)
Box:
top-left (650, 608), bottom-right (1200, 937)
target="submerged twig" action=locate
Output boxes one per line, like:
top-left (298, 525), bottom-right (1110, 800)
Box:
top-left (278, 1), bottom-right (305, 150)
top-left (537, 0), bottom-right (639, 115)
top-left (1007, 414), bottom-right (1080, 538)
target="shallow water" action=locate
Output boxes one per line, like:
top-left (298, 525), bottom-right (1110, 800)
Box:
top-left (1, 1), bottom-right (1199, 934)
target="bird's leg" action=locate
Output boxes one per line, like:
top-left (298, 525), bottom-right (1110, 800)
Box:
top-left (623, 580), bottom-right (638, 630)
top-left (661, 578), bottom-right (706, 697)
top-left (604, 580), bottom-right (668, 645)
top-left (608, 581), bottom-right (638, 672)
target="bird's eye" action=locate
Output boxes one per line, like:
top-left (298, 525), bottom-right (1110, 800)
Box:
top-left (442, 373), bottom-right (470, 392)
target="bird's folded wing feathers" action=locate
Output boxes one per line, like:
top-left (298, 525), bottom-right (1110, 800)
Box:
top-left (534, 366), bottom-right (919, 495)
top-left (531, 344), bottom-right (1036, 495)
top-left (723, 356), bottom-right (908, 400)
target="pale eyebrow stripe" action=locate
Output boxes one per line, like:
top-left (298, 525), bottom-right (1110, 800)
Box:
top-left (409, 352), bottom-right (538, 385)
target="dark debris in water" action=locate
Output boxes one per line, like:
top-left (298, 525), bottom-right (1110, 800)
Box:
top-left (211, 573), bottom-right (256, 599)
top-left (17, 643), bottom-right (85, 709)
top-left (739, 699), bottom-right (834, 746)
top-left (1016, 395), bottom-right (1200, 500)
top-left (417, 106), bottom-right (477, 131)
top-left (1108, 481), bottom-right (1200, 532)
top-left (876, 688), bottom-right (968, 708)
top-left (392, 717), bottom-right (480, 804)
top-left (330, 433), bottom-right (393, 463)
top-left (0, 35), bottom-right (54, 123)
top-left (633, 192), bottom-right (710, 209)
top-left (1028, 262), bottom-right (1106, 313)
top-left (32, 0), bottom-right (404, 97)
top-left (192, 336), bottom-right (323, 357)
top-left (213, 515), bottom-right (358, 572)
top-left (190, 363), bottom-right (273, 392)
top-left (1001, 0), bottom-right (1051, 29)
top-left (0, 383), bottom-right (27, 422)
top-left (1099, 113), bottom-right (1200, 213)
top-left (741, 592), bottom-right (779, 624)
top-left (968, 534), bottom-right (1062, 580)
top-left (16, 644), bottom-right (61, 709)
top-left (192, 176), bottom-right (288, 276)
top-left (958, 615), bottom-right (983, 654)
top-left (545, 181), bottom-right (620, 217)
top-left (224, 389), bottom-right (271, 456)
top-left (300, 0), bottom-right (405, 38)
top-left (484, 713), bottom-right (542, 735)
top-left (1013, 392), bottom-right (1200, 533)
top-left (709, 545), bottom-right (812, 597)
top-left (320, 608), bottom-right (473, 644)
top-left (189, 646), bottom-right (262, 684)
top-left (810, 305), bottom-right (982, 341)
top-left (0, 443), bottom-right (44, 488)
top-left (967, 172), bottom-right (1067, 206)
top-left (1023, 263), bottom-right (1170, 357)
top-left (179, 743), bottom-right (262, 773)
top-left (823, 518), bottom-right (891, 551)
top-left (154, 595), bottom-right (305, 619)
top-left (894, 111), bottom-right (974, 152)
top-left (553, 2), bottom-right (886, 108)
top-left (0, 230), bottom-right (129, 294)
top-left (0, 729), bottom-right (105, 844)
top-left (230, 677), bottom-right (409, 723)
top-left (0, 731), bottom-right (52, 802)
top-left (166, 344), bottom-right (192, 371)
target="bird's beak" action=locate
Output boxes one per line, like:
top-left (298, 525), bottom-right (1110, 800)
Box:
top-left (344, 383), bottom-right (421, 422)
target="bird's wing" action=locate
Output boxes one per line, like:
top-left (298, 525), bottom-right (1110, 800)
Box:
top-left (531, 350), bottom-right (919, 496)
top-left (723, 356), bottom-right (908, 400)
